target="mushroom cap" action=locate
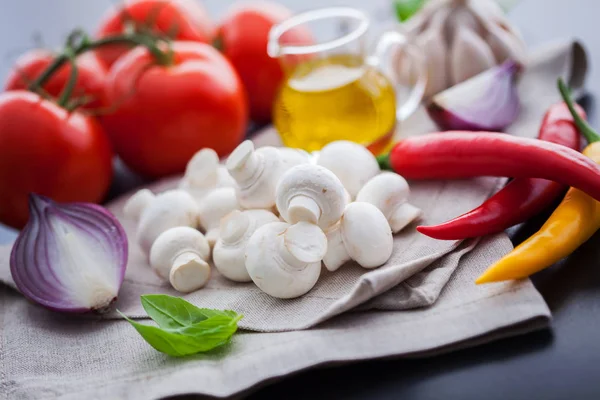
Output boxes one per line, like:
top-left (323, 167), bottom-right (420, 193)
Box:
top-left (197, 187), bottom-right (240, 231)
top-left (183, 148), bottom-right (220, 189)
top-left (276, 164), bottom-right (346, 229)
top-left (136, 190), bottom-right (200, 254)
top-left (317, 140), bottom-right (380, 198)
top-left (213, 209), bottom-right (279, 282)
top-left (149, 226), bottom-right (210, 279)
top-left (245, 222), bottom-right (322, 299)
top-left (123, 189), bottom-right (155, 222)
top-left (356, 172), bottom-right (410, 216)
top-left (341, 202), bottom-right (393, 269)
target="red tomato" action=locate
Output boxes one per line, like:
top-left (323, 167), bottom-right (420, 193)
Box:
top-left (4, 50), bottom-right (108, 110)
top-left (95, 0), bottom-right (215, 68)
top-left (0, 91), bottom-right (113, 228)
top-left (217, 2), bottom-right (313, 123)
top-left (102, 41), bottom-right (247, 178)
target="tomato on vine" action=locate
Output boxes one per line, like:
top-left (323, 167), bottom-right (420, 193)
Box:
top-left (95, 0), bottom-right (215, 68)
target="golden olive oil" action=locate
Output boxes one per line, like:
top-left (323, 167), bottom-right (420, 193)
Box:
top-left (273, 54), bottom-right (397, 152)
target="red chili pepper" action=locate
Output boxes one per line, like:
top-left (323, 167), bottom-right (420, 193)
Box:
top-left (377, 128), bottom-right (600, 203)
top-left (416, 102), bottom-right (585, 240)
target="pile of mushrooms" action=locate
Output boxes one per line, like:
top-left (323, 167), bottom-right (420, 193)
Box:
top-left (123, 141), bottom-right (422, 299)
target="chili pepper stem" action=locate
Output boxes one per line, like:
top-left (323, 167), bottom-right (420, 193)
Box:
top-left (558, 78), bottom-right (600, 143)
top-left (376, 153), bottom-right (392, 170)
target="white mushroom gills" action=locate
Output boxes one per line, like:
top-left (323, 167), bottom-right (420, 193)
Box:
top-left (149, 227), bottom-right (211, 293)
top-left (356, 172), bottom-right (422, 233)
top-left (213, 209), bottom-right (279, 282)
top-left (245, 221), bottom-right (325, 299)
top-left (276, 164), bottom-right (346, 230)
top-left (323, 202), bottom-right (394, 271)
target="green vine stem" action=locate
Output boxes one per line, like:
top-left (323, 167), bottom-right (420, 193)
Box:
top-left (29, 32), bottom-right (172, 93)
top-left (57, 52), bottom-right (78, 108)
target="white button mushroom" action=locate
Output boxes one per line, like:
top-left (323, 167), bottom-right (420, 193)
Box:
top-left (279, 147), bottom-right (312, 168)
top-left (179, 148), bottom-right (236, 201)
top-left (149, 226), bottom-right (211, 293)
top-left (197, 187), bottom-right (240, 247)
top-left (123, 188), bottom-right (154, 222)
top-left (225, 140), bottom-right (308, 209)
top-left (316, 140), bottom-right (380, 199)
top-left (213, 209), bottom-right (279, 282)
top-left (246, 221), bottom-right (327, 299)
top-left (323, 202), bottom-right (393, 272)
top-left (276, 164), bottom-right (347, 230)
top-left (124, 189), bottom-right (200, 255)
top-left (356, 172), bottom-right (422, 233)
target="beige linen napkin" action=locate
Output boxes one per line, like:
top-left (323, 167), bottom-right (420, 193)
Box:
top-left (0, 39), bottom-right (584, 398)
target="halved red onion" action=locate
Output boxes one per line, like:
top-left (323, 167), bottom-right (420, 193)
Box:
top-left (427, 60), bottom-right (522, 131)
top-left (10, 194), bottom-right (128, 313)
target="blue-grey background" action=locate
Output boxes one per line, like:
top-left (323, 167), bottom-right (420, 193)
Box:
top-left (1, 1), bottom-right (600, 399)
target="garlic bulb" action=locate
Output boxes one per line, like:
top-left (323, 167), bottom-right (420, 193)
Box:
top-left (397, 0), bottom-right (526, 97)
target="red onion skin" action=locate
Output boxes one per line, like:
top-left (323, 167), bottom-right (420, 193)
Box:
top-left (9, 194), bottom-right (128, 313)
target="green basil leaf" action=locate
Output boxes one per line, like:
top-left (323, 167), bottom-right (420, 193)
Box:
top-left (394, 0), bottom-right (426, 22)
top-left (119, 297), bottom-right (243, 357)
top-left (141, 294), bottom-right (238, 329)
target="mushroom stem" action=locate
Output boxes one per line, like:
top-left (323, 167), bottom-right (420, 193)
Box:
top-left (390, 203), bottom-right (423, 232)
top-left (169, 253), bottom-right (211, 293)
top-left (288, 195), bottom-right (322, 225)
top-left (226, 140), bottom-right (263, 185)
top-left (323, 224), bottom-right (350, 271)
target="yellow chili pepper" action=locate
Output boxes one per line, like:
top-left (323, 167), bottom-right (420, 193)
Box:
top-left (476, 79), bottom-right (600, 284)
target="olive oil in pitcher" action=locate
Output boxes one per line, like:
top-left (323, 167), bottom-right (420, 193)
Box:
top-left (273, 54), bottom-right (397, 152)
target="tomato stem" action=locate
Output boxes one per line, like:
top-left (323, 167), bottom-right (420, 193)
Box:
top-left (28, 32), bottom-right (173, 94)
top-left (57, 50), bottom-right (78, 108)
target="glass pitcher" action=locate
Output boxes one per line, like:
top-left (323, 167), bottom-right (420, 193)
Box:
top-left (268, 7), bottom-right (427, 153)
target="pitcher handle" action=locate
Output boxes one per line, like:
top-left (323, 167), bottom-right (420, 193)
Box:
top-left (369, 30), bottom-right (427, 122)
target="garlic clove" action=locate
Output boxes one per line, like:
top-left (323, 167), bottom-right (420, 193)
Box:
top-left (389, 203), bottom-right (422, 233)
top-left (169, 254), bottom-right (211, 293)
top-left (284, 222), bottom-right (327, 264)
top-left (484, 22), bottom-right (527, 63)
top-left (445, 5), bottom-right (483, 40)
top-left (416, 23), bottom-right (449, 98)
top-left (450, 25), bottom-right (496, 86)
top-left (469, 0), bottom-right (512, 27)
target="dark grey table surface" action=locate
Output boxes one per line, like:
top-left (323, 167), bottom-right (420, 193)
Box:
top-left (1, 0), bottom-right (599, 399)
